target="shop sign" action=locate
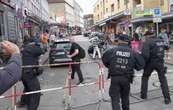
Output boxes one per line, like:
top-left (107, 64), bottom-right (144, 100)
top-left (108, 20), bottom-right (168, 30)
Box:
top-left (24, 22), bottom-right (32, 28)
top-left (134, 8), bottom-right (153, 18)
top-left (153, 8), bottom-right (162, 23)
top-left (153, 17), bottom-right (162, 23)
top-left (170, 0), bottom-right (173, 12)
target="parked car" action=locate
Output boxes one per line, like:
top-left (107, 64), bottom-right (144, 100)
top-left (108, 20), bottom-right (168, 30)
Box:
top-left (83, 31), bottom-right (91, 37)
top-left (49, 39), bottom-right (72, 66)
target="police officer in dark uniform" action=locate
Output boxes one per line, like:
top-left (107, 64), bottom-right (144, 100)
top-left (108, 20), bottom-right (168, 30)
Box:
top-left (102, 35), bottom-right (145, 110)
top-left (17, 35), bottom-right (45, 110)
top-left (140, 31), bottom-right (172, 104)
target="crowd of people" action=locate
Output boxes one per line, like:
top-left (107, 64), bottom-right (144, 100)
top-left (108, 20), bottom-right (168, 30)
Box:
top-left (0, 26), bottom-right (172, 110)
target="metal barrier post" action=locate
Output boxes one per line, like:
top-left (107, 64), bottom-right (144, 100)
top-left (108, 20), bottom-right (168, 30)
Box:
top-left (64, 64), bottom-right (72, 110)
top-left (96, 62), bottom-right (106, 110)
top-left (11, 84), bottom-right (17, 110)
top-left (62, 70), bottom-right (69, 106)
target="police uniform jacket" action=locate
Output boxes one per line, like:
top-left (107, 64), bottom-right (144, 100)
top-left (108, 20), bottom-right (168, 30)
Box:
top-left (142, 36), bottom-right (166, 64)
top-left (102, 43), bottom-right (145, 77)
top-left (22, 43), bottom-right (44, 72)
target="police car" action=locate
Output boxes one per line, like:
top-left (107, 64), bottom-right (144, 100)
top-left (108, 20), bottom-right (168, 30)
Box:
top-left (49, 38), bottom-right (72, 65)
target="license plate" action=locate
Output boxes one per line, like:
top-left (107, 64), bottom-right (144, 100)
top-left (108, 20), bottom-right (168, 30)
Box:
top-left (56, 52), bottom-right (65, 55)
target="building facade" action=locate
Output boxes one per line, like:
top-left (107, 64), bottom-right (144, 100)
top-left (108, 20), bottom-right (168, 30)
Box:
top-left (0, 0), bottom-right (18, 42)
top-left (0, 0), bottom-right (49, 44)
top-left (83, 14), bottom-right (94, 30)
top-left (21, 0), bottom-right (49, 36)
top-left (132, 0), bottom-right (173, 33)
top-left (48, 0), bottom-right (83, 27)
top-left (93, 0), bottom-right (173, 38)
top-left (93, 0), bottom-right (132, 34)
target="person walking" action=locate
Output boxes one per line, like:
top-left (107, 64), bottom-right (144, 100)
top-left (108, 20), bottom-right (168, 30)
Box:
top-left (140, 31), bottom-right (171, 104)
top-left (102, 35), bottom-right (145, 110)
top-left (89, 36), bottom-right (101, 59)
top-left (68, 37), bottom-right (84, 85)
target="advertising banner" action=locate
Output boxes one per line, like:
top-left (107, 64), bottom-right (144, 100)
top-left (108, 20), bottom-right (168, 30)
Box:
top-left (133, 8), bottom-right (153, 18)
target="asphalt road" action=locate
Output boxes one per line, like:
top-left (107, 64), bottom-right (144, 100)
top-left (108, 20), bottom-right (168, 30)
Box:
top-left (0, 35), bottom-right (173, 110)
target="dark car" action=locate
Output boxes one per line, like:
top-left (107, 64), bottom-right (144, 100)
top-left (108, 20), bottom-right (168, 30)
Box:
top-left (83, 31), bottom-right (91, 37)
top-left (49, 39), bottom-right (72, 65)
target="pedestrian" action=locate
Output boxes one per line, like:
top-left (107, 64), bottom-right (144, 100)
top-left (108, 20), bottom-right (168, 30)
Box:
top-left (0, 41), bottom-right (22, 95)
top-left (131, 33), bottom-right (143, 53)
top-left (17, 35), bottom-right (46, 110)
top-left (140, 31), bottom-right (172, 104)
top-left (68, 37), bottom-right (84, 85)
top-left (135, 26), bottom-right (144, 42)
top-left (40, 30), bottom-right (49, 52)
top-left (102, 35), bottom-right (145, 110)
top-left (159, 28), bottom-right (170, 58)
top-left (34, 32), bottom-right (41, 46)
top-left (89, 36), bottom-right (101, 59)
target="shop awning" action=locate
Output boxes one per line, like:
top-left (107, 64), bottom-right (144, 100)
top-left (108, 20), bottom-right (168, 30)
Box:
top-left (93, 11), bottom-right (125, 27)
top-left (99, 22), bottom-right (106, 26)
top-left (131, 12), bottom-right (173, 23)
top-left (131, 16), bottom-right (153, 23)
top-left (162, 13), bottom-right (173, 19)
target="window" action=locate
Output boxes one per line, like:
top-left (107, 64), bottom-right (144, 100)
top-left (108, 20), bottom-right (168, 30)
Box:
top-left (106, 8), bottom-right (108, 13)
top-left (134, 0), bottom-right (141, 5)
top-left (124, 0), bottom-right (129, 5)
top-left (117, 0), bottom-right (120, 9)
top-left (100, 1), bottom-right (102, 7)
top-left (97, 5), bottom-right (99, 10)
top-left (111, 4), bottom-right (114, 12)
top-left (160, 0), bottom-right (164, 6)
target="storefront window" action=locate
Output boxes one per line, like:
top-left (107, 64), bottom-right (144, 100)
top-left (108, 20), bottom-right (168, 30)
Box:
top-left (111, 4), bottom-right (114, 12)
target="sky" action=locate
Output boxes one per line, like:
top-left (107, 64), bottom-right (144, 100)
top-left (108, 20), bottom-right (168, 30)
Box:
top-left (76, 0), bottom-right (96, 15)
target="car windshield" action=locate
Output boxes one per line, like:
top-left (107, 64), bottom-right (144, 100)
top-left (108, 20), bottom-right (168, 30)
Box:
top-left (53, 42), bottom-right (71, 51)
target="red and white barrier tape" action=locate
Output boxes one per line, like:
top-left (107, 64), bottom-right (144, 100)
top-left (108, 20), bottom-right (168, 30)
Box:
top-left (0, 81), bottom-right (99, 99)
top-left (0, 60), bottom-right (100, 70)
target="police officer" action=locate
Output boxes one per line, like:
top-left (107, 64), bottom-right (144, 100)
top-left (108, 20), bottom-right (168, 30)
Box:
top-left (140, 31), bottom-right (172, 104)
top-left (17, 35), bottom-right (45, 110)
top-left (102, 35), bottom-right (145, 110)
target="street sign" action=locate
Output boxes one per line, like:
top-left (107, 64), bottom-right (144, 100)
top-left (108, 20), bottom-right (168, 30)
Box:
top-left (153, 8), bottom-right (162, 23)
top-left (124, 8), bottom-right (131, 15)
top-left (153, 17), bottom-right (162, 23)
top-left (153, 8), bottom-right (161, 17)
